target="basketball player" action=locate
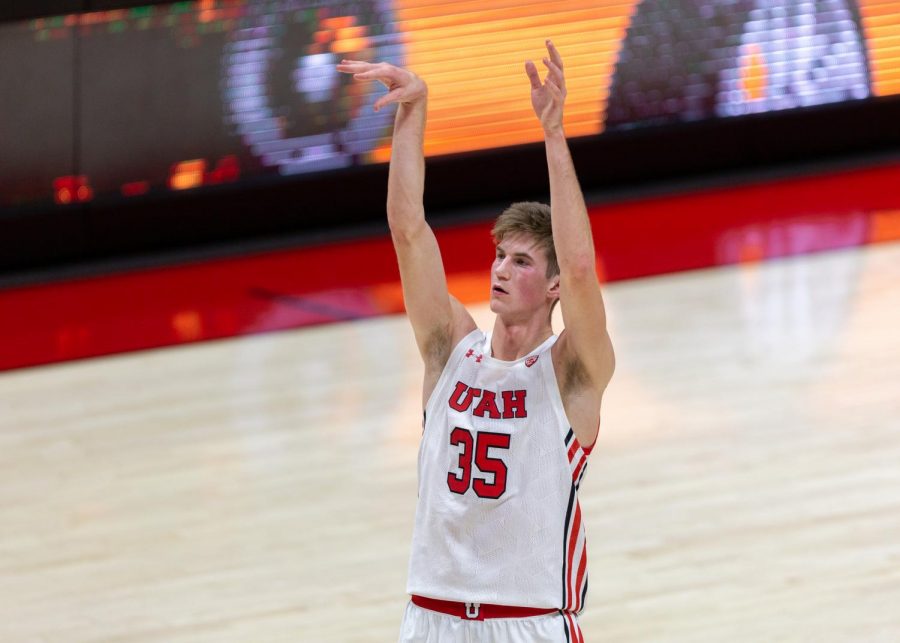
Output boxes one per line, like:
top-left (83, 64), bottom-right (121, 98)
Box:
top-left (338, 41), bottom-right (614, 642)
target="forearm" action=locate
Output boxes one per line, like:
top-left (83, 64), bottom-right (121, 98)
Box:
top-left (545, 128), bottom-right (596, 275)
top-left (387, 97), bottom-right (428, 237)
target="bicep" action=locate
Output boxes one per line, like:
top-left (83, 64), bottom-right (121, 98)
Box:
top-left (393, 221), bottom-right (475, 368)
top-left (420, 295), bottom-right (476, 408)
top-left (558, 271), bottom-right (615, 392)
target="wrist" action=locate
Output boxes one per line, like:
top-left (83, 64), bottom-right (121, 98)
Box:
top-left (543, 124), bottom-right (565, 139)
top-left (408, 77), bottom-right (428, 104)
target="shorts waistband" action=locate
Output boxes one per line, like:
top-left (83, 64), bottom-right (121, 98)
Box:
top-left (410, 595), bottom-right (558, 621)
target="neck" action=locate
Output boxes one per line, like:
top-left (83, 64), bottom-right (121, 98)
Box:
top-left (490, 315), bottom-right (553, 361)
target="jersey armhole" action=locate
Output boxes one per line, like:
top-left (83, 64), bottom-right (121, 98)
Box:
top-left (541, 338), bottom-right (574, 442)
top-left (423, 328), bottom-right (483, 420)
top-left (547, 338), bottom-right (599, 455)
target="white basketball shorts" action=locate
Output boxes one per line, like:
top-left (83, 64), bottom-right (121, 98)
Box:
top-left (398, 600), bottom-right (584, 643)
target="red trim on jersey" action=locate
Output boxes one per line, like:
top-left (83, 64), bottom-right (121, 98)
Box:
top-left (567, 434), bottom-right (596, 460)
top-left (563, 433), bottom-right (589, 612)
top-left (565, 502), bottom-right (582, 610)
top-left (565, 611), bottom-right (583, 643)
top-left (410, 595), bottom-right (556, 621)
top-left (571, 453), bottom-right (587, 485)
top-left (574, 545), bottom-right (588, 612)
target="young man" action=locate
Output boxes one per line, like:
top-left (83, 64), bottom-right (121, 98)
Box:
top-left (338, 41), bottom-right (614, 643)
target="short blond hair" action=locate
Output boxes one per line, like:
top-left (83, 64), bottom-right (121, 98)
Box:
top-left (491, 202), bottom-right (559, 278)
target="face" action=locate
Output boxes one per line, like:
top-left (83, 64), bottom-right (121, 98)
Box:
top-left (490, 234), bottom-right (559, 319)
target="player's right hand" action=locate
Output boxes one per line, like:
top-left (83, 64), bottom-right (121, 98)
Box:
top-left (336, 60), bottom-right (427, 111)
top-left (525, 40), bottom-right (567, 134)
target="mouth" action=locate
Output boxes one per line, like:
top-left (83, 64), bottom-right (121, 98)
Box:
top-left (492, 285), bottom-right (508, 295)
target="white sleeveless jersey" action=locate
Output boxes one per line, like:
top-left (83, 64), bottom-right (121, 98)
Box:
top-left (407, 329), bottom-right (591, 612)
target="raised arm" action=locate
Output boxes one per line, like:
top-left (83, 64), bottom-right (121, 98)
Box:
top-left (337, 61), bottom-right (475, 398)
top-left (526, 42), bottom-right (615, 426)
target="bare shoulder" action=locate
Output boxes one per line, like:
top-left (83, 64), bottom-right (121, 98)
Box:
top-left (552, 328), bottom-right (614, 447)
top-left (421, 295), bottom-right (478, 406)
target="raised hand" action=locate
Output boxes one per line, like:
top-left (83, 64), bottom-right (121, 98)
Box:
top-left (525, 40), bottom-right (567, 133)
top-left (336, 60), bottom-right (427, 111)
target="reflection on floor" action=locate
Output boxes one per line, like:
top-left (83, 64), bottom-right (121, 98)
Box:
top-left (1, 242), bottom-right (898, 641)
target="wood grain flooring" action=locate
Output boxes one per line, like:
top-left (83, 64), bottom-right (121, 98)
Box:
top-left (1, 242), bottom-right (898, 642)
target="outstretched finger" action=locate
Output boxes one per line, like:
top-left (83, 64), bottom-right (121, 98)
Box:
top-left (542, 57), bottom-right (565, 91)
top-left (373, 86), bottom-right (405, 111)
top-left (546, 39), bottom-right (563, 69)
top-left (352, 65), bottom-right (401, 82)
top-left (336, 61), bottom-right (374, 74)
top-left (524, 60), bottom-right (542, 90)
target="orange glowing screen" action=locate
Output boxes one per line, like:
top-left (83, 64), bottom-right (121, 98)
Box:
top-left (5, 0), bottom-right (900, 209)
top-left (362, 0), bottom-right (900, 162)
top-left (859, 0), bottom-right (900, 96)
top-left (739, 44), bottom-right (768, 102)
top-left (372, 0), bottom-right (638, 161)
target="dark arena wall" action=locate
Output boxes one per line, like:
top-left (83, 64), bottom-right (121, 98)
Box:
top-left (1, 0), bottom-right (899, 274)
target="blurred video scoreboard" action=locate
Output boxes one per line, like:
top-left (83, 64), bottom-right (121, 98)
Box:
top-left (2, 0), bottom-right (899, 208)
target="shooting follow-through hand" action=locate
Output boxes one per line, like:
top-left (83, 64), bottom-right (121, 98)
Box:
top-left (525, 40), bottom-right (566, 133)
top-left (336, 60), bottom-right (427, 111)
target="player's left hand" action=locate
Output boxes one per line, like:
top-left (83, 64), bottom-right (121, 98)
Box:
top-left (336, 60), bottom-right (427, 111)
top-left (525, 40), bottom-right (566, 133)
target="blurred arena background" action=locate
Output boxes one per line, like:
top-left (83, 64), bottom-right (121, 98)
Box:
top-left (1, 1), bottom-right (899, 641)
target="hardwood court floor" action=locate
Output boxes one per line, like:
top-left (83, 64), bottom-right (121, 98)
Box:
top-left (1, 242), bottom-right (899, 642)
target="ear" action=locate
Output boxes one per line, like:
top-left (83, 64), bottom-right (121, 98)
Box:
top-left (547, 276), bottom-right (560, 300)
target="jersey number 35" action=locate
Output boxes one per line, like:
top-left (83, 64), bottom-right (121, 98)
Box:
top-left (447, 427), bottom-right (511, 499)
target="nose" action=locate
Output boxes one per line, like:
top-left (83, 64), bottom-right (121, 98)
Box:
top-left (494, 256), bottom-right (511, 279)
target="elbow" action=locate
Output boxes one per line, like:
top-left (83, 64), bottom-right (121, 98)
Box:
top-left (561, 256), bottom-right (598, 281)
top-left (390, 226), bottom-right (414, 247)
top-left (388, 214), bottom-right (426, 245)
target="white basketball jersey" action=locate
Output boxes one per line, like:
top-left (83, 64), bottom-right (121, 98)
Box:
top-left (407, 329), bottom-right (591, 612)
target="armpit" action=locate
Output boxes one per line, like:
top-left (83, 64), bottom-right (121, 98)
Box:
top-left (562, 355), bottom-right (591, 395)
top-left (424, 324), bottom-right (452, 369)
